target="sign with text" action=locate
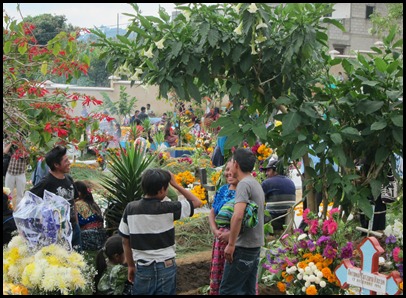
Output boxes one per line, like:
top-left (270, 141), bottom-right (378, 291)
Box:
top-left (347, 268), bottom-right (387, 293)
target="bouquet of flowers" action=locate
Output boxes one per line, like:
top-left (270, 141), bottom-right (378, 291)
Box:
top-left (262, 208), bottom-right (354, 295)
top-left (382, 219), bottom-right (403, 278)
top-left (3, 235), bottom-right (96, 295)
top-left (174, 170), bottom-right (196, 188)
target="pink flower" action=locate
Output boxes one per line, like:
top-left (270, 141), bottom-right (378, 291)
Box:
top-left (308, 219), bottom-right (319, 235)
top-left (393, 247), bottom-right (403, 262)
top-left (322, 219), bottom-right (338, 235)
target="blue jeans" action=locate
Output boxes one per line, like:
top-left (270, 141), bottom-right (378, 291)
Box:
top-left (71, 222), bottom-right (82, 252)
top-left (219, 246), bottom-right (260, 295)
top-left (133, 259), bottom-right (177, 295)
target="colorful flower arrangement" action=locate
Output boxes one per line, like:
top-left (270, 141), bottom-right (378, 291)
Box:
top-left (3, 187), bottom-right (13, 210)
top-left (263, 208), bottom-right (353, 295)
top-left (3, 235), bottom-right (96, 295)
top-left (190, 184), bottom-right (207, 205)
top-left (174, 171), bottom-right (196, 188)
top-left (382, 219), bottom-right (403, 278)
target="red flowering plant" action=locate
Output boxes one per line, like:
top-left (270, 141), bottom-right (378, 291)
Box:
top-left (3, 10), bottom-right (103, 166)
top-left (261, 207), bottom-right (355, 295)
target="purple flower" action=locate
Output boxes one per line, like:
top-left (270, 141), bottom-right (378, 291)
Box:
top-left (323, 244), bottom-right (337, 259)
top-left (339, 242), bottom-right (353, 259)
top-left (385, 235), bottom-right (397, 244)
top-left (307, 240), bottom-right (316, 252)
top-left (316, 235), bottom-right (330, 246)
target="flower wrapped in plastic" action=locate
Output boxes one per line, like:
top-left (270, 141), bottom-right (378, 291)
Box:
top-left (12, 190), bottom-right (72, 251)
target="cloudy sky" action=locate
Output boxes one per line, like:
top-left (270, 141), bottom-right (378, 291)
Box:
top-left (3, 3), bottom-right (177, 29)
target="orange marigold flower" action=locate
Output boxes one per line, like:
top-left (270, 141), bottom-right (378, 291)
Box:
top-left (277, 282), bottom-right (286, 293)
top-left (306, 284), bottom-right (318, 295)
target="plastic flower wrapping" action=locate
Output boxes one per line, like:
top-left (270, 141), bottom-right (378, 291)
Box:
top-left (12, 190), bottom-right (72, 251)
top-left (3, 190), bottom-right (96, 295)
top-left (262, 208), bottom-right (354, 295)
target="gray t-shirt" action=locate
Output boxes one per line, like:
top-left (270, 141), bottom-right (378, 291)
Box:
top-left (234, 175), bottom-right (265, 248)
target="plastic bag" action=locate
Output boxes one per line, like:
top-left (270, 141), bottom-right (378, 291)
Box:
top-left (13, 190), bottom-right (72, 251)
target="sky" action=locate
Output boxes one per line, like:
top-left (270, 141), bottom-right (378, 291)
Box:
top-left (3, 3), bottom-right (178, 29)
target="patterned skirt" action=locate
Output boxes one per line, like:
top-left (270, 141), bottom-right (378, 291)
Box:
top-left (209, 227), bottom-right (259, 295)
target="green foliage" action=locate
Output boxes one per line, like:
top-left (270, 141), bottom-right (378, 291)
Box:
top-left (370, 4), bottom-right (403, 38)
top-left (23, 13), bottom-right (78, 45)
top-left (99, 142), bottom-right (156, 230)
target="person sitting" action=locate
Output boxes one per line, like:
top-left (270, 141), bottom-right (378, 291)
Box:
top-left (164, 121), bottom-right (178, 147)
top-left (74, 180), bottom-right (107, 251)
top-left (261, 157), bottom-right (296, 230)
top-left (95, 234), bottom-right (132, 295)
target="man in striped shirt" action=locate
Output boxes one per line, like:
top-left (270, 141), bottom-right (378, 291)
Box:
top-left (119, 168), bottom-right (202, 295)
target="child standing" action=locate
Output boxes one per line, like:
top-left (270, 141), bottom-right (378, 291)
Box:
top-left (118, 168), bottom-right (202, 295)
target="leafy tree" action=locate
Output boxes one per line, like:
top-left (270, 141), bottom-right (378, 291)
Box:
top-left (3, 8), bottom-right (104, 165)
top-left (23, 13), bottom-right (78, 45)
top-left (98, 85), bottom-right (138, 124)
top-left (369, 3), bottom-right (403, 39)
top-left (91, 3), bottom-right (403, 219)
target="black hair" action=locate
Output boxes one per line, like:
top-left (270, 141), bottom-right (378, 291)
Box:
top-left (74, 181), bottom-right (102, 216)
top-left (232, 148), bottom-right (256, 172)
top-left (94, 234), bottom-right (124, 292)
top-left (45, 145), bottom-right (67, 171)
top-left (141, 168), bottom-right (171, 196)
top-left (141, 106), bottom-right (146, 112)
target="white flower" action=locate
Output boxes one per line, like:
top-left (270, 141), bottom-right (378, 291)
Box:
top-left (298, 233), bottom-right (307, 241)
top-left (304, 280), bottom-right (311, 288)
top-left (155, 38), bottom-right (165, 50)
top-left (314, 277), bottom-right (321, 284)
top-left (320, 280), bottom-right (327, 288)
top-left (3, 187), bottom-right (11, 195)
top-left (302, 286), bottom-right (307, 292)
top-left (251, 44), bottom-right (257, 55)
top-left (308, 275), bottom-right (316, 282)
top-left (247, 3), bottom-right (258, 13)
top-left (297, 273), bottom-right (303, 280)
top-left (233, 3), bottom-right (242, 14)
top-left (379, 256), bottom-right (386, 265)
top-left (144, 45), bottom-right (154, 59)
top-left (183, 10), bottom-right (191, 22)
top-left (256, 34), bottom-right (267, 43)
top-left (234, 22), bottom-right (243, 35)
top-left (256, 20), bottom-right (268, 30)
top-left (130, 68), bottom-right (144, 81)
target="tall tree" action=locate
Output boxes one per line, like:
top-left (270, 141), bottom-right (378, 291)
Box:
top-left (23, 13), bottom-right (78, 45)
top-left (92, 3), bottom-right (402, 218)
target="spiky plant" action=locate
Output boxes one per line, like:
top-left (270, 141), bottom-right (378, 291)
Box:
top-left (100, 142), bottom-right (156, 231)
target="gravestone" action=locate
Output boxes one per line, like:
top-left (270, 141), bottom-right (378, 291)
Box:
top-left (335, 236), bottom-right (402, 295)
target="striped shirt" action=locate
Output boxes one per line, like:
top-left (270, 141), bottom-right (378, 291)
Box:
top-left (118, 198), bottom-right (194, 264)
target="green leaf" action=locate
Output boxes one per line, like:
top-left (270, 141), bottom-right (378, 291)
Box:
top-left (291, 142), bottom-right (308, 160)
top-left (40, 62), bottom-right (48, 75)
top-left (224, 133), bottom-right (244, 150)
top-left (391, 115), bottom-right (403, 127)
top-left (341, 127), bottom-right (359, 136)
top-left (171, 41), bottom-right (182, 58)
top-left (330, 133), bottom-right (342, 145)
top-left (375, 147), bottom-right (389, 165)
top-left (392, 39), bottom-right (403, 48)
top-left (374, 58), bottom-right (387, 72)
top-left (239, 54), bottom-right (252, 73)
top-left (322, 18), bottom-right (345, 32)
top-left (358, 196), bottom-right (373, 219)
top-left (370, 179), bottom-right (382, 200)
top-left (252, 125), bottom-right (267, 140)
top-left (362, 80), bottom-right (380, 87)
top-left (281, 112), bottom-right (301, 135)
top-left (18, 42), bottom-right (27, 55)
top-left (3, 41), bottom-right (12, 54)
top-left (383, 26), bottom-right (396, 44)
top-left (355, 101), bottom-right (384, 115)
top-left (386, 60), bottom-right (399, 74)
top-left (370, 120), bottom-right (387, 131)
top-left (392, 129), bottom-right (403, 146)
top-left (208, 29), bottom-right (219, 48)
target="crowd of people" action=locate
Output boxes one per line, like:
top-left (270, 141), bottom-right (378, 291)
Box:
top-left (2, 99), bottom-right (401, 295)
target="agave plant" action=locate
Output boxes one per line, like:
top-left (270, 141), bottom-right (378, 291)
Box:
top-left (100, 142), bottom-right (156, 231)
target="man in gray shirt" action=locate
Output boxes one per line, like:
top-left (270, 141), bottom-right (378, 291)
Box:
top-left (219, 148), bottom-right (265, 295)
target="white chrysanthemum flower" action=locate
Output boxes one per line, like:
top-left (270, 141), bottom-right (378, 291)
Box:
top-left (314, 276), bottom-right (321, 284)
top-left (308, 275), bottom-right (316, 282)
top-left (302, 286), bottom-right (307, 292)
top-left (298, 267), bottom-right (304, 274)
top-left (247, 3), bottom-right (258, 13)
top-left (297, 273), bottom-right (303, 280)
top-left (304, 280), bottom-right (311, 288)
top-left (305, 266), bottom-right (312, 274)
top-left (298, 233), bottom-right (307, 241)
top-left (320, 280), bottom-right (327, 288)
top-left (144, 45), bottom-right (154, 59)
top-left (303, 274), bottom-right (309, 281)
top-left (155, 38), bottom-right (165, 49)
top-left (234, 22), bottom-right (243, 35)
top-left (316, 271), bottom-right (323, 278)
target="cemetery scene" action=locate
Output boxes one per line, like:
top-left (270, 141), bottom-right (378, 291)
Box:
top-left (3, 3), bottom-right (403, 295)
